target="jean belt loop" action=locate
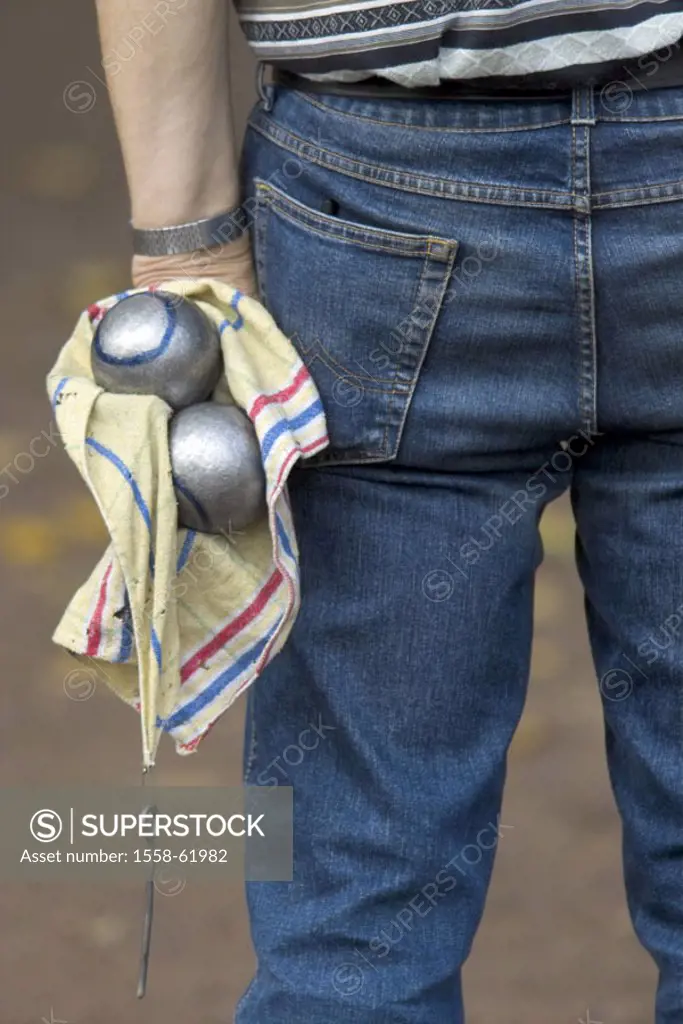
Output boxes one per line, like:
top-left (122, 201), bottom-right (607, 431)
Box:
top-left (256, 61), bottom-right (275, 112)
top-left (571, 84), bottom-right (596, 125)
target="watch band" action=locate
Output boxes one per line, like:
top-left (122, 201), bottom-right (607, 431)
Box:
top-left (132, 204), bottom-right (249, 257)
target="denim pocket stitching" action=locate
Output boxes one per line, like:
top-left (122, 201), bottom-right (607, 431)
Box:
top-left (296, 340), bottom-right (410, 389)
top-left (380, 249), bottom-right (433, 459)
top-left (300, 238), bottom-right (457, 469)
top-left (253, 186), bottom-right (270, 309)
top-left (256, 178), bottom-right (456, 256)
top-left (377, 238), bottom-right (459, 461)
top-left (250, 186), bottom-right (387, 464)
top-left (251, 181), bottom-right (458, 468)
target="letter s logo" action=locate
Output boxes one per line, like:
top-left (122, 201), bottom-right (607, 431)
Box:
top-left (30, 809), bottom-right (63, 843)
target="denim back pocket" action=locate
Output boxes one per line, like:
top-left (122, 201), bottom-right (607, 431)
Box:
top-left (253, 179), bottom-right (458, 467)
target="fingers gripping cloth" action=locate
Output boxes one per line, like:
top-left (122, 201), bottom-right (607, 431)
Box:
top-left (46, 279), bottom-right (329, 769)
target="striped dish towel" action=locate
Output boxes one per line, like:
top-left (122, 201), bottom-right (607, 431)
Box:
top-left (47, 278), bottom-right (328, 767)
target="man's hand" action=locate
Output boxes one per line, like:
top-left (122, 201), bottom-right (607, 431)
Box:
top-left (131, 233), bottom-right (258, 298)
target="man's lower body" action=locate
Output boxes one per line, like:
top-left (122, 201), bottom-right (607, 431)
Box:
top-left (236, 79), bottom-right (683, 1022)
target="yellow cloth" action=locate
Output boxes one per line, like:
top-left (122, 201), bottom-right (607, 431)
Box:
top-left (46, 279), bottom-right (328, 767)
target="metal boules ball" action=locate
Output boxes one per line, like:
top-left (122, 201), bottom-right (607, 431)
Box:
top-left (91, 291), bottom-right (222, 410)
top-left (169, 403), bottom-right (267, 534)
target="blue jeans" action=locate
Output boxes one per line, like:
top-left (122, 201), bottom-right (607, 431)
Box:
top-left (237, 81), bottom-right (683, 1022)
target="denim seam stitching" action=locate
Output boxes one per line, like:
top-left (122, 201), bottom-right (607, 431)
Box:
top-left (584, 121), bottom-right (598, 437)
top-left (391, 244), bottom-right (459, 453)
top-left (595, 192), bottom-right (683, 208)
top-left (254, 199), bottom-right (426, 389)
top-left (305, 449), bottom-right (387, 464)
top-left (381, 246), bottom-right (433, 459)
top-left (265, 203), bottom-right (449, 257)
top-left (247, 118), bottom-right (574, 208)
top-left (299, 249), bottom-right (454, 468)
top-left (571, 124), bottom-right (584, 435)
top-left (314, 354), bottom-right (411, 390)
top-left (296, 92), bottom-right (572, 134)
top-left (598, 113), bottom-right (683, 123)
top-left (592, 183), bottom-right (683, 208)
top-left (584, 128), bottom-right (598, 436)
top-left (593, 178), bottom-right (683, 197)
top-left (570, 115), bottom-right (598, 438)
top-left (256, 179), bottom-right (458, 253)
top-left (302, 334), bottom-right (411, 389)
top-left (253, 174), bottom-right (416, 467)
top-left (253, 188), bottom-right (270, 312)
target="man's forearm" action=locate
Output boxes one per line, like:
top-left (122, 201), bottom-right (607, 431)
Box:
top-left (95, 0), bottom-right (238, 229)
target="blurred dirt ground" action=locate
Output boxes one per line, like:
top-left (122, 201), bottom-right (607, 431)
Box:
top-left (0, 3), bottom-right (657, 1022)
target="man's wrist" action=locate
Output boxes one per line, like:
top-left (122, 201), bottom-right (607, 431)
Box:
top-left (131, 232), bottom-right (256, 296)
top-left (132, 203), bottom-right (248, 257)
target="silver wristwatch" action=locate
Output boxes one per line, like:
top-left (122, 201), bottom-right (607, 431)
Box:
top-left (132, 203), bottom-right (249, 257)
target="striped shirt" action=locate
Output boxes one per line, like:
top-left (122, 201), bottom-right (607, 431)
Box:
top-left (234, 0), bottom-right (683, 88)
